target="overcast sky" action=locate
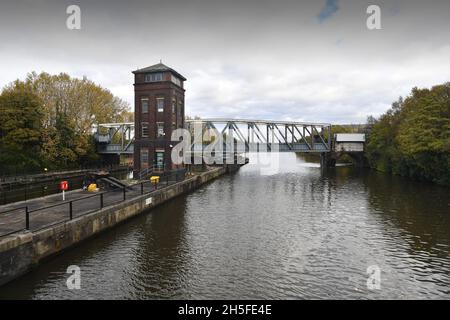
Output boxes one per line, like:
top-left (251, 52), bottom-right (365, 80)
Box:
top-left (1, 0), bottom-right (449, 123)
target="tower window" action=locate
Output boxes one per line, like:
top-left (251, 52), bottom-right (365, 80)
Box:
top-left (178, 100), bottom-right (183, 116)
top-left (141, 98), bottom-right (149, 113)
top-left (140, 148), bottom-right (149, 168)
top-left (171, 74), bottom-right (181, 87)
top-left (141, 122), bottom-right (149, 138)
top-left (157, 98), bottom-right (164, 112)
top-left (145, 73), bottom-right (163, 82)
top-left (155, 150), bottom-right (165, 170)
top-left (157, 122), bottom-right (164, 137)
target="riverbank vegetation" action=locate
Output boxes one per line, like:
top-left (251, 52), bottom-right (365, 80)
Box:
top-left (366, 83), bottom-right (450, 185)
top-left (0, 72), bottom-right (131, 176)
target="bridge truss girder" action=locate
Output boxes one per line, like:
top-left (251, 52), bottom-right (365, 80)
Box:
top-left (94, 119), bottom-right (332, 155)
top-left (186, 119), bottom-right (332, 153)
top-left (94, 122), bottom-right (135, 154)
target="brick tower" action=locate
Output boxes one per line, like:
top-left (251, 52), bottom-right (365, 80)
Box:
top-left (133, 62), bottom-right (186, 178)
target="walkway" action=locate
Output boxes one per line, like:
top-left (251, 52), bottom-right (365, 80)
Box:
top-left (0, 177), bottom-right (178, 237)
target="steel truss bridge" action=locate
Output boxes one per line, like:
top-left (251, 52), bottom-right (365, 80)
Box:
top-left (94, 119), bottom-right (332, 155)
top-left (94, 122), bottom-right (134, 154)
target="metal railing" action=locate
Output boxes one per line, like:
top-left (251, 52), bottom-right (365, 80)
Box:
top-left (0, 207), bottom-right (28, 236)
top-left (0, 165), bottom-right (133, 206)
top-left (139, 167), bottom-right (153, 180)
top-left (0, 164), bottom-right (130, 183)
top-left (0, 169), bottom-right (186, 237)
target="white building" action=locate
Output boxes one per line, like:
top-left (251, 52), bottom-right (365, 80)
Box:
top-left (334, 134), bottom-right (365, 152)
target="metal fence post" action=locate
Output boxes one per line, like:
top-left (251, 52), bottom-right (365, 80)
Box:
top-left (100, 193), bottom-right (104, 208)
top-left (141, 183), bottom-right (143, 195)
top-left (123, 187), bottom-right (126, 201)
top-left (69, 201), bottom-right (73, 220)
top-left (25, 206), bottom-right (30, 230)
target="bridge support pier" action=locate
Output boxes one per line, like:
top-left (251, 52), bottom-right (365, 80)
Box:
top-left (346, 152), bottom-right (366, 167)
top-left (320, 152), bottom-right (336, 168)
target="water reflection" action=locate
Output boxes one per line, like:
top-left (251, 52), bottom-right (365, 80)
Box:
top-left (124, 199), bottom-right (190, 299)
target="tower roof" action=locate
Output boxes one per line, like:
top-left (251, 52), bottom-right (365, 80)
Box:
top-left (132, 62), bottom-right (186, 81)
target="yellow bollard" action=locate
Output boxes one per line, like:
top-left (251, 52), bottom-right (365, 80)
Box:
top-left (150, 176), bottom-right (160, 185)
top-left (87, 183), bottom-right (98, 192)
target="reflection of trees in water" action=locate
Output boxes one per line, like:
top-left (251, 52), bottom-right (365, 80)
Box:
top-left (126, 197), bottom-right (189, 299)
top-left (364, 171), bottom-right (450, 257)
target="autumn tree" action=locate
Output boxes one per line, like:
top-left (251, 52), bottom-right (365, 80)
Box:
top-left (0, 81), bottom-right (43, 174)
top-left (25, 72), bottom-right (129, 168)
top-left (366, 84), bottom-right (450, 185)
top-left (396, 84), bottom-right (450, 183)
top-left (0, 72), bottom-right (130, 174)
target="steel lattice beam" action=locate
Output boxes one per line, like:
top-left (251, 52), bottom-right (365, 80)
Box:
top-left (94, 119), bottom-right (332, 154)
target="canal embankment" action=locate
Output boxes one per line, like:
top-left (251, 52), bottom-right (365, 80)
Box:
top-left (0, 166), bottom-right (231, 286)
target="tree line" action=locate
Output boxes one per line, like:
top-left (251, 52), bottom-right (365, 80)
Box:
top-left (0, 72), bottom-right (132, 175)
top-left (366, 83), bottom-right (450, 185)
top-left (1, 72), bottom-right (448, 184)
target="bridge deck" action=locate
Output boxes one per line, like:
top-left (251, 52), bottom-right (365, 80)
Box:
top-left (97, 142), bottom-right (330, 154)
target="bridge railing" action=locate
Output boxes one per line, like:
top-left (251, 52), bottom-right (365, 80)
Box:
top-left (97, 144), bottom-right (134, 154)
top-left (186, 119), bottom-right (332, 153)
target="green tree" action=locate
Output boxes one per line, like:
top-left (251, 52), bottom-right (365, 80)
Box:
top-left (366, 84), bottom-right (450, 185)
top-left (396, 84), bottom-right (450, 183)
top-left (0, 81), bottom-right (43, 174)
top-left (25, 72), bottom-right (129, 169)
top-left (0, 72), bottom-right (130, 173)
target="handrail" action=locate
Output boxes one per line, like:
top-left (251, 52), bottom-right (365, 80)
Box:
top-left (139, 167), bottom-right (153, 180)
top-left (0, 206), bottom-right (27, 216)
top-left (27, 192), bottom-right (108, 214)
top-left (0, 165), bottom-right (133, 205)
top-left (0, 168), bottom-right (186, 237)
top-left (0, 164), bottom-right (129, 182)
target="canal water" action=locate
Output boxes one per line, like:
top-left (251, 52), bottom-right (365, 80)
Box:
top-left (0, 153), bottom-right (448, 299)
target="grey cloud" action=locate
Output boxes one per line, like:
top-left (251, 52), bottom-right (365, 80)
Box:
top-left (0, 0), bottom-right (450, 124)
